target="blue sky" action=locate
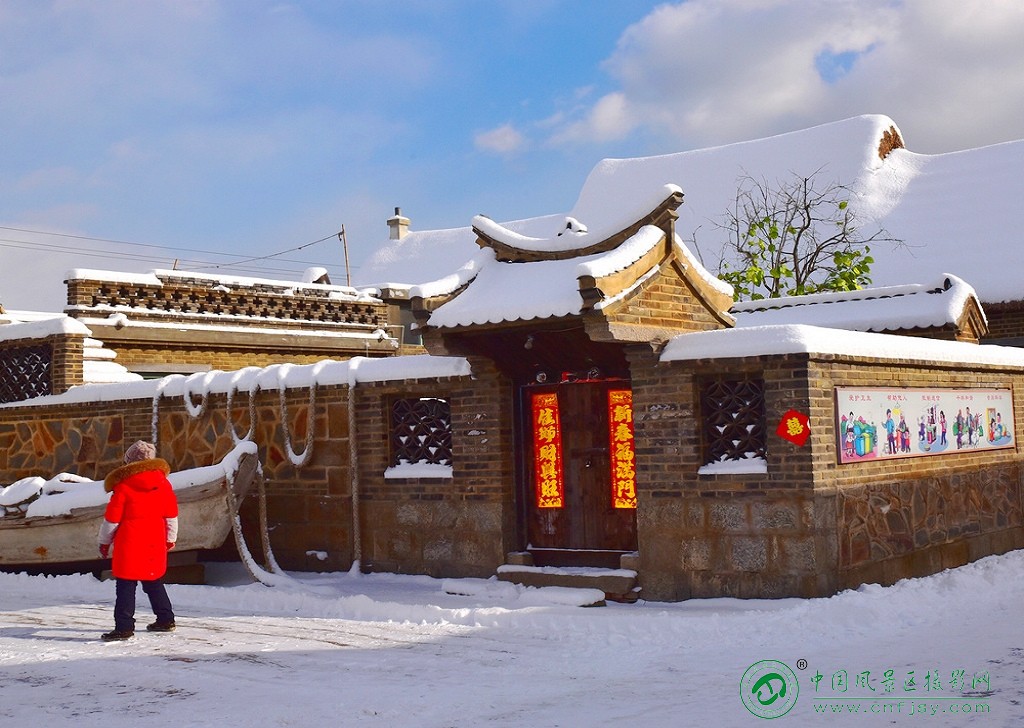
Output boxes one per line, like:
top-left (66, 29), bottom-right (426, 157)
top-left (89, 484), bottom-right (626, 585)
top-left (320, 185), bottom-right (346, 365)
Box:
top-left (3, 0), bottom-right (1024, 310)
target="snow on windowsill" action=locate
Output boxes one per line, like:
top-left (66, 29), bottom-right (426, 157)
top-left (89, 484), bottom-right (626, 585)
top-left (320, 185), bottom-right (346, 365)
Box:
top-left (383, 462), bottom-right (453, 480)
top-left (697, 456), bottom-right (768, 475)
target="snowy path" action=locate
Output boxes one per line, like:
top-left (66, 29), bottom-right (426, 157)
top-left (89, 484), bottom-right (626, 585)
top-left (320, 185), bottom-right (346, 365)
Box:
top-left (2, 555), bottom-right (1023, 727)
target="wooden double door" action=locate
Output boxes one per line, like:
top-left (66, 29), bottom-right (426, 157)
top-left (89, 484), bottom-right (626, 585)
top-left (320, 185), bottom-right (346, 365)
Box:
top-left (522, 379), bottom-right (637, 555)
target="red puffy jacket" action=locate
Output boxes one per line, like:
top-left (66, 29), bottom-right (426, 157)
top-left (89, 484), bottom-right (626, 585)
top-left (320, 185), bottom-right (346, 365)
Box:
top-left (103, 459), bottom-right (179, 581)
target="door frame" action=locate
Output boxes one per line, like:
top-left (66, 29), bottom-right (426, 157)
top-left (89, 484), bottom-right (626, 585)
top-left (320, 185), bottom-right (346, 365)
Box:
top-left (515, 376), bottom-right (638, 560)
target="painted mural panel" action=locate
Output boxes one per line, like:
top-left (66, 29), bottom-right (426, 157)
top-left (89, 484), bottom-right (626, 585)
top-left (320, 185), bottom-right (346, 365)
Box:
top-left (835, 387), bottom-right (1014, 464)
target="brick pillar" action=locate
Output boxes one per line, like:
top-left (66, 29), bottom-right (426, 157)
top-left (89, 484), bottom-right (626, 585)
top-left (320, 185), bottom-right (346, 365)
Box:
top-left (49, 333), bottom-right (86, 393)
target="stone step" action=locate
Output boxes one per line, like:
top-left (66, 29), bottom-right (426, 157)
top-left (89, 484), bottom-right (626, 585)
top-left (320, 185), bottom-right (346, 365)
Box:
top-left (496, 564), bottom-right (639, 604)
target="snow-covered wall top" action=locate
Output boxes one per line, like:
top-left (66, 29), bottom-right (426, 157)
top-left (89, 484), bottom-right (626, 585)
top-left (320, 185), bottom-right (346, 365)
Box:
top-left (67, 268), bottom-right (377, 301)
top-left (0, 354), bottom-right (472, 410)
top-left (0, 315), bottom-right (90, 341)
top-left (730, 274), bottom-right (982, 333)
top-left (74, 314), bottom-right (392, 340)
top-left (359, 113), bottom-right (1024, 305)
top-left (661, 324), bottom-right (1024, 368)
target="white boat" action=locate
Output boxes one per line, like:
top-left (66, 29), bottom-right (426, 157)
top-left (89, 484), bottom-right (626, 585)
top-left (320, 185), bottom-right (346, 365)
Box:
top-left (0, 443), bottom-right (258, 569)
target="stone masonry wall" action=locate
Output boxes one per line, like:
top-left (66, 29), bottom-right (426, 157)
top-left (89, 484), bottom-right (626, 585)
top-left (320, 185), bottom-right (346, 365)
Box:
top-left (0, 385), bottom-right (353, 571)
top-left (352, 356), bottom-right (516, 578)
top-left (627, 346), bottom-right (834, 601)
top-left (806, 357), bottom-right (1024, 590)
top-left (0, 363), bottom-right (511, 579)
top-left (628, 345), bottom-right (1024, 601)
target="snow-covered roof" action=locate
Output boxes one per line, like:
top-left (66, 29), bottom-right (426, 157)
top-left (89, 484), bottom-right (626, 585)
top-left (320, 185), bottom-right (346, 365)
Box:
top-left (415, 207), bottom-right (730, 330)
top-left (471, 184), bottom-right (682, 255)
top-left (359, 113), bottom-right (1024, 306)
top-left (418, 247), bottom-right (597, 327)
top-left (661, 324), bottom-right (1024, 368)
top-left (730, 274), bottom-right (983, 334)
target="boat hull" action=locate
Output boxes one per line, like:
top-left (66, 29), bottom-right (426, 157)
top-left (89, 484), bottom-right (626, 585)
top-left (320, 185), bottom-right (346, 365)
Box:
top-left (0, 452), bottom-right (257, 567)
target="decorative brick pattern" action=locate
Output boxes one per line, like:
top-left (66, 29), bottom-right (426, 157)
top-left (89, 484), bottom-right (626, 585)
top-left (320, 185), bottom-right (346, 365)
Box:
top-left (389, 397), bottom-right (452, 466)
top-left (699, 376), bottom-right (766, 464)
top-left (67, 273), bottom-right (388, 330)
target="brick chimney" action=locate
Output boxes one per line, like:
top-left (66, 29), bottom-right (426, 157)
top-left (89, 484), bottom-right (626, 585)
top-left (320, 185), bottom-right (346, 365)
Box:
top-left (387, 207), bottom-right (410, 240)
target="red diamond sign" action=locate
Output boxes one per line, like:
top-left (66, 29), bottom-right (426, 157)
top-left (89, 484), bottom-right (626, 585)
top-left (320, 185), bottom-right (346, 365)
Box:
top-left (776, 409), bottom-right (811, 446)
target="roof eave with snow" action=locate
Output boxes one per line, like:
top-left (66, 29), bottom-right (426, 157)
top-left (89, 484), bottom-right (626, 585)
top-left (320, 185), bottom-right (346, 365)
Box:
top-left (730, 274), bottom-right (986, 338)
top-left (661, 324), bottom-right (1024, 368)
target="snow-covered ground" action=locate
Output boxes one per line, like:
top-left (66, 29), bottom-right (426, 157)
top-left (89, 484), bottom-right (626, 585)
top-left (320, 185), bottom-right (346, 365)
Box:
top-left (2, 553), bottom-right (1021, 727)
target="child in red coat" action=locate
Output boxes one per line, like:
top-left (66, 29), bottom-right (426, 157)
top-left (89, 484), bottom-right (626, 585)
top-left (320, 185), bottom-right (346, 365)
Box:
top-left (98, 440), bottom-right (178, 641)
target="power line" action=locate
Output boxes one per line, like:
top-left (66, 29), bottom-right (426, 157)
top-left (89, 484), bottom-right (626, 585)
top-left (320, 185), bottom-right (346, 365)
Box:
top-left (0, 238), bottom-right (351, 279)
top-left (0, 224), bottom-right (358, 270)
top-left (188, 233), bottom-right (339, 271)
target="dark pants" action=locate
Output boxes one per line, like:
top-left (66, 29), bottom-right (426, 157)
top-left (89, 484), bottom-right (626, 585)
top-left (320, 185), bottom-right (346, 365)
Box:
top-left (113, 577), bottom-right (174, 632)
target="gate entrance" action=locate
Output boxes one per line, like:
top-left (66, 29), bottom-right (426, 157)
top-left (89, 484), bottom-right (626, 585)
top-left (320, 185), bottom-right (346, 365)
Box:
top-left (523, 379), bottom-right (637, 560)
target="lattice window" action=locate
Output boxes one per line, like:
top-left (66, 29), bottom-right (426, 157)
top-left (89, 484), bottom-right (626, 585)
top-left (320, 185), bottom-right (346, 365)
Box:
top-left (0, 343), bottom-right (53, 404)
top-left (390, 397), bottom-right (452, 466)
top-left (700, 377), bottom-right (766, 465)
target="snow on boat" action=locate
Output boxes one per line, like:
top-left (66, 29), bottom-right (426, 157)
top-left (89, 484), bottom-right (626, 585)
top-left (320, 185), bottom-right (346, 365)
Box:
top-left (0, 442), bottom-right (259, 567)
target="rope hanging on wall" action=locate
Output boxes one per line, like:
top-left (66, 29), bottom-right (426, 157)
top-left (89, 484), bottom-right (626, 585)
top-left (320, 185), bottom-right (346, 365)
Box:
top-left (225, 463), bottom-right (286, 586)
top-left (226, 383), bottom-right (259, 444)
top-left (182, 372), bottom-right (211, 419)
top-left (278, 378), bottom-right (316, 468)
top-left (150, 378), bottom-right (175, 447)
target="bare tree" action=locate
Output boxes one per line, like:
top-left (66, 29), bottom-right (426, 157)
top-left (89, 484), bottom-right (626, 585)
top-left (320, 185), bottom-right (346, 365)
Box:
top-left (716, 169), bottom-right (900, 301)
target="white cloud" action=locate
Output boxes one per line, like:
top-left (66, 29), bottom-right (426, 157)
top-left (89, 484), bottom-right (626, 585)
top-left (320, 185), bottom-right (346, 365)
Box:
top-left (550, 92), bottom-right (638, 145)
top-left (14, 166), bottom-right (82, 193)
top-left (544, 0), bottom-right (1024, 153)
top-left (475, 124), bottom-right (527, 155)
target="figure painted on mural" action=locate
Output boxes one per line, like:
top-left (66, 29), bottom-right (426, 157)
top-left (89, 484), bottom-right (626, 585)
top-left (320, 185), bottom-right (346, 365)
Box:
top-left (965, 407), bottom-right (975, 447)
top-left (844, 425), bottom-right (856, 459)
top-left (97, 440), bottom-right (178, 641)
top-left (898, 414), bottom-right (911, 453)
top-left (884, 409), bottom-right (897, 455)
top-left (939, 411), bottom-right (947, 446)
top-left (926, 407), bottom-right (937, 446)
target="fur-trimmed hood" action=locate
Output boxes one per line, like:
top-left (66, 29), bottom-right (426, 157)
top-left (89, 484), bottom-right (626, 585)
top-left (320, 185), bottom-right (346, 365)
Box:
top-left (104, 458), bottom-right (172, 492)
